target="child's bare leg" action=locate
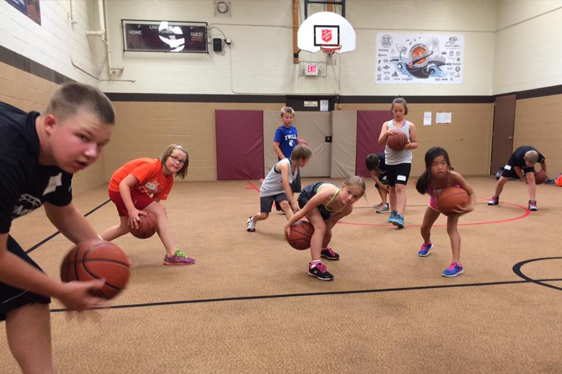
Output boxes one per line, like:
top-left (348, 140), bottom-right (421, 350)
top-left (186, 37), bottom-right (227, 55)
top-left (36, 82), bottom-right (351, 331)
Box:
top-left (389, 186), bottom-right (397, 211)
top-left (526, 173), bottom-right (537, 200)
top-left (447, 216), bottom-right (461, 263)
top-left (395, 184), bottom-right (407, 215)
top-left (421, 207), bottom-right (440, 243)
top-left (494, 177), bottom-right (508, 198)
top-left (145, 202), bottom-right (176, 256)
top-left (307, 211), bottom-right (326, 262)
top-left (252, 212), bottom-right (269, 222)
top-left (378, 187), bottom-right (388, 205)
top-left (6, 303), bottom-right (54, 374)
top-left (322, 229), bottom-right (332, 248)
top-left (100, 216), bottom-right (129, 241)
top-left (279, 200), bottom-right (293, 221)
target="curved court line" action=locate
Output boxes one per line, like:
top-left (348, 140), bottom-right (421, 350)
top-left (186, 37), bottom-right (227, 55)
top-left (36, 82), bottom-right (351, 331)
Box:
top-left (246, 180), bottom-right (261, 193)
top-left (49, 276), bottom-right (562, 313)
top-left (339, 197), bottom-right (530, 227)
top-left (513, 257), bottom-right (562, 292)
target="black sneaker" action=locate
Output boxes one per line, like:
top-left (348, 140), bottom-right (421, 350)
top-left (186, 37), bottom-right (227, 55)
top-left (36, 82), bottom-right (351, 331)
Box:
top-left (308, 263), bottom-right (334, 281)
top-left (488, 196), bottom-right (499, 205)
top-left (321, 248), bottom-right (340, 261)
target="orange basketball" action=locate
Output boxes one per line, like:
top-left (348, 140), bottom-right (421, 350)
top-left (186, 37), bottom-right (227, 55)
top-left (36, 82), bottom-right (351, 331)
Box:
top-left (130, 212), bottom-right (157, 239)
top-left (287, 220), bottom-right (314, 250)
top-left (60, 239), bottom-right (130, 299)
top-left (534, 169), bottom-right (547, 185)
top-left (387, 132), bottom-right (408, 151)
top-left (436, 187), bottom-right (470, 217)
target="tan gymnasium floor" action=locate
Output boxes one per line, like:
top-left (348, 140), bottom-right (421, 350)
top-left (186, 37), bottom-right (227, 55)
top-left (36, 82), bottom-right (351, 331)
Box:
top-left (1, 176), bottom-right (562, 373)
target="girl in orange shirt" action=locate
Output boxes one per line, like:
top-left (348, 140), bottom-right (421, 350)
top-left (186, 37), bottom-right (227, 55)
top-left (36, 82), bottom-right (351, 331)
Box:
top-left (101, 144), bottom-right (194, 265)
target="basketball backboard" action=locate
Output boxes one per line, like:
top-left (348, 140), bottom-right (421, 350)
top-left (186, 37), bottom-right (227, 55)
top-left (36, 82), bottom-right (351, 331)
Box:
top-left (297, 11), bottom-right (355, 54)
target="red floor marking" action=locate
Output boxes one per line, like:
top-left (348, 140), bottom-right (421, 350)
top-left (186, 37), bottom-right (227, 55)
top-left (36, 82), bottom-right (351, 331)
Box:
top-left (246, 180), bottom-right (261, 193)
top-left (339, 197), bottom-right (530, 227)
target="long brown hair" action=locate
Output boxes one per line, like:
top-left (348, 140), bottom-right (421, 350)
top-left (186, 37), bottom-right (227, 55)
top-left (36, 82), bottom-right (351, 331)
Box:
top-left (160, 144), bottom-right (189, 179)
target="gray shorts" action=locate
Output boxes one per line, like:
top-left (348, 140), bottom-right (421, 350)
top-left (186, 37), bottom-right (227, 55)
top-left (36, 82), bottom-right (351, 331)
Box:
top-left (261, 193), bottom-right (289, 213)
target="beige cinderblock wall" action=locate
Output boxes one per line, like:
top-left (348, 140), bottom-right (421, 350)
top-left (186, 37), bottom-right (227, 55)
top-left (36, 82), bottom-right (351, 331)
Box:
top-left (106, 102), bottom-right (284, 182)
top-left (341, 103), bottom-right (494, 177)
top-left (514, 95), bottom-right (562, 176)
top-left (0, 62), bottom-right (107, 194)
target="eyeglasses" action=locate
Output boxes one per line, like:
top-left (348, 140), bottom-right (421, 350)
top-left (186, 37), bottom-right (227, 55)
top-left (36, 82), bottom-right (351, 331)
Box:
top-left (169, 155), bottom-right (185, 164)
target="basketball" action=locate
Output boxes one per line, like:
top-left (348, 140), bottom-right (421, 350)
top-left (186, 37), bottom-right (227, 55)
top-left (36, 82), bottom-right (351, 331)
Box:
top-left (130, 212), bottom-right (157, 239)
top-left (297, 138), bottom-right (308, 146)
top-left (287, 220), bottom-right (314, 250)
top-left (534, 169), bottom-right (547, 184)
top-left (60, 239), bottom-right (130, 299)
top-left (387, 132), bottom-right (408, 151)
top-left (436, 187), bottom-right (470, 217)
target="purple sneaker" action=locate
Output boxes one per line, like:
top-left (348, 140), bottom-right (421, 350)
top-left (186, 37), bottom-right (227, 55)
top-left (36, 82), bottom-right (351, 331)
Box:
top-left (442, 262), bottom-right (464, 277)
top-left (164, 250), bottom-right (195, 266)
top-left (418, 242), bottom-right (434, 257)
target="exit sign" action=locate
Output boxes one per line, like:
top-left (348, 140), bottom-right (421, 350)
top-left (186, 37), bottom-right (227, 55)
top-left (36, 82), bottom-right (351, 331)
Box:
top-left (305, 63), bottom-right (319, 76)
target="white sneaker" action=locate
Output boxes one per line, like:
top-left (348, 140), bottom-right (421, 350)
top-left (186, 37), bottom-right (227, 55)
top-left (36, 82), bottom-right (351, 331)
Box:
top-left (246, 216), bottom-right (256, 232)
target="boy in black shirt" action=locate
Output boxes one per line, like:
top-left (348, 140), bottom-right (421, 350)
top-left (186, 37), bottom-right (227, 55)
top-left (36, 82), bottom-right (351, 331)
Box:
top-left (0, 82), bottom-right (115, 373)
top-left (366, 153), bottom-right (390, 213)
top-left (488, 146), bottom-right (547, 211)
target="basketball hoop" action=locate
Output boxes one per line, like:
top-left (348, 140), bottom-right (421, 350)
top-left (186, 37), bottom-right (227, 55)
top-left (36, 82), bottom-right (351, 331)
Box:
top-left (321, 44), bottom-right (342, 66)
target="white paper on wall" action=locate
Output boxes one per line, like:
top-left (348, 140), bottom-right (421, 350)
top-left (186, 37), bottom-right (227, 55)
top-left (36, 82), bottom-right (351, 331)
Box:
top-left (423, 112), bottom-right (432, 126)
top-left (375, 32), bottom-right (464, 85)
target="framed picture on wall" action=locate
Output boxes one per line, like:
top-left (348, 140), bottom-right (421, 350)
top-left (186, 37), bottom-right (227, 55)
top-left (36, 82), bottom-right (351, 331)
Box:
top-left (122, 19), bottom-right (208, 53)
top-left (6, 0), bottom-right (41, 25)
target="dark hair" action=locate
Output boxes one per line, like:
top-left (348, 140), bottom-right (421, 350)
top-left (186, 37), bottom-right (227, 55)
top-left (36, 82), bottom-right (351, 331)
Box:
top-left (391, 97), bottom-right (408, 115)
top-left (44, 82), bottom-right (115, 125)
top-left (365, 154), bottom-right (381, 171)
top-left (416, 147), bottom-right (452, 194)
top-left (160, 144), bottom-right (189, 179)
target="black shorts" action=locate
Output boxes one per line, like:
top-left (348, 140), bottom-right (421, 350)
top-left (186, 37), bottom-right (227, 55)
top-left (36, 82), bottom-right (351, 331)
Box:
top-left (0, 236), bottom-right (51, 321)
top-left (261, 193), bottom-right (289, 213)
top-left (500, 164), bottom-right (534, 179)
top-left (297, 184), bottom-right (331, 221)
top-left (385, 163), bottom-right (411, 186)
top-left (375, 175), bottom-right (389, 188)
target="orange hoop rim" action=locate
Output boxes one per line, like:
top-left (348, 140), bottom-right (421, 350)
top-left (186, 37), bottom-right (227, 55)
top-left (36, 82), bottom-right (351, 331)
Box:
top-left (320, 44), bottom-right (342, 54)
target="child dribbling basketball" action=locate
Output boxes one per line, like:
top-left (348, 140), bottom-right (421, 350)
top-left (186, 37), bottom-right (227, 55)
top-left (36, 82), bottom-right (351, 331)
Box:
top-left (415, 147), bottom-right (475, 277)
top-left (378, 98), bottom-right (418, 228)
top-left (284, 176), bottom-right (366, 281)
top-left (247, 145), bottom-right (312, 232)
top-left (101, 144), bottom-right (195, 266)
top-left (0, 82), bottom-right (115, 373)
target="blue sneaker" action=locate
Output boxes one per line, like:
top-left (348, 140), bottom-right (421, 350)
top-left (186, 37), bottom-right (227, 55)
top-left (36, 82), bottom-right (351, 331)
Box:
top-left (392, 214), bottom-right (405, 229)
top-left (387, 210), bottom-right (397, 223)
top-left (418, 242), bottom-right (433, 257)
top-left (442, 262), bottom-right (464, 277)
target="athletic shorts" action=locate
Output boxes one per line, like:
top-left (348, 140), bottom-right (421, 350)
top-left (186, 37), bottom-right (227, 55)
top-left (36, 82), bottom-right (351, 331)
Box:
top-left (385, 163), bottom-right (412, 186)
top-left (500, 164), bottom-right (534, 180)
top-left (108, 189), bottom-right (154, 217)
top-left (260, 193), bottom-right (289, 213)
top-left (297, 186), bottom-right (331, 221)
top-left (375, 175), bottom-right (389, 188)
top-left (0, 236), bottom-right (51, 321)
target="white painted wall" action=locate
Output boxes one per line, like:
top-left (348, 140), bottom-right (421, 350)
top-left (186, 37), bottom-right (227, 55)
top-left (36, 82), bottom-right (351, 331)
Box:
top-left (100, 0), bottom-right (497, 96)
top-left (0, 0), bottom-right (103, 85)
top-left (493, 1), bottom-right (562, 94)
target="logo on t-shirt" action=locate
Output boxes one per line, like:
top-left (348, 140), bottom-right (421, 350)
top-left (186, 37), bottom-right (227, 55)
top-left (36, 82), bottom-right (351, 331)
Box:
top-left (12, 194), bottom-right (42, 218)
top-left (139, 180), bottom-right (160, 196)
top-left (43, 173), bottom-right (62, 195)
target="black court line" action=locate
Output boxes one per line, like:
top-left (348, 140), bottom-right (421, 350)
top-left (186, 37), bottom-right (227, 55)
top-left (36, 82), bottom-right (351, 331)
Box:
top-left (49, 277), bottom-right (562, 313)
top-left (25, 200), bottom-right (111, 255)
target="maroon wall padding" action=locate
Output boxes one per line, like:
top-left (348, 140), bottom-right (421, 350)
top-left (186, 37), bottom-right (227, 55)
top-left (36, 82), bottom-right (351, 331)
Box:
top-left (216, 110), bottom-right (264, 180)
top-left (356, 111), bottom-right (393, 178)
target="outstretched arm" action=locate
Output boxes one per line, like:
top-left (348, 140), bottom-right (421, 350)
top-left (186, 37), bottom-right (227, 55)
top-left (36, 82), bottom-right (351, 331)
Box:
top-left (378, 122), bottom-right (391, 146)
top-left (44, 202), bottom-right (99, 244)
top-left (284, 187), bottom-right (333, 237)
top-left (119, 174), bottom-right (144, 228)
top-left (278, 162), bottom-right (298, 212)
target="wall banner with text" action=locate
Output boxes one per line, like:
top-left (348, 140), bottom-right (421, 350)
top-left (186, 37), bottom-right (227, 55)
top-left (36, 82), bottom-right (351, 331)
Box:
top-left (375, 32), bottom-right (464, 84)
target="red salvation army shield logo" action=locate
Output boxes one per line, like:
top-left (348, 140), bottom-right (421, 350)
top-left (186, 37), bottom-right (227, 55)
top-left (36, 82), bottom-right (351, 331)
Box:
top-left (321, 29), bottom-right (333, 43)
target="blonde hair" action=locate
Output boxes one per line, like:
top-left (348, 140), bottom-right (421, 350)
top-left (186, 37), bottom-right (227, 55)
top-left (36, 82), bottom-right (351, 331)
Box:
top-left (160, 144), bottom-right (189, 179)
top-left (524, 150), bottom-right (538, 164)
top-left (44, 82), bottom-right (115, 125)
top-left (290, 144), bottom-right (312, 161)
top-left (342, 176), bottom-right (366, 197)
top-left (280, 106), bottom-right (295, 117)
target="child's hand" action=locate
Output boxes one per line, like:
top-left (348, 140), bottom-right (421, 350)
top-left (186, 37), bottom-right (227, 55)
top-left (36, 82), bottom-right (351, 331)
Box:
top-left (127, 209), bottom-right (144, 229)
top-left (284, 224), bottom-right (291, 239)
top-left (403, 142), bottom-right (411, 150)
top-left (56, 279), bottom-right (109, 311)
top-left (452, 202), bottom-right (475, 216)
